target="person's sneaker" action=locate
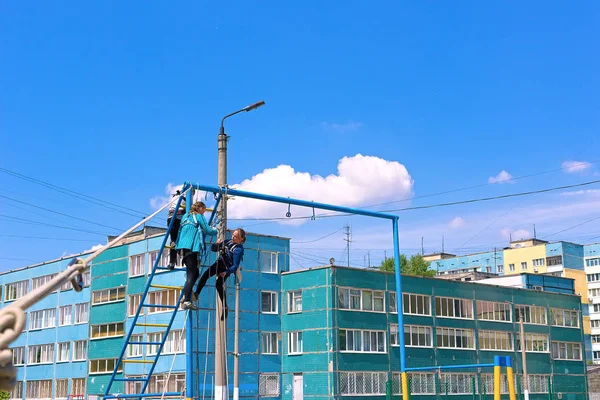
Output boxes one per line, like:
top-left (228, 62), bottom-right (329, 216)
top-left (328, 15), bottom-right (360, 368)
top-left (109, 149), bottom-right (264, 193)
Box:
top-left (181, 301), bottom-right (198, 311)
top-left (167, 263), bottom-right (175, 270)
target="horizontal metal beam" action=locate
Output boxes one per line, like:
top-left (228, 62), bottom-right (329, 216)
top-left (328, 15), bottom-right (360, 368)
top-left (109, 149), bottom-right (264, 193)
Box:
top-left (104, 393), bottom-right (182, 399)
top-left (406, 363), bottom-right (495, 372)
top-left (187, 182), bottom-right (398, 220)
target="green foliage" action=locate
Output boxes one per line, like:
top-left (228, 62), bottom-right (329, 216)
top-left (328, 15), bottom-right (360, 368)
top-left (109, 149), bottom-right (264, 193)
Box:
top-left (379, 254), bottom-right (435, 277)
top-left (0, 390), bottom-right (10, 400)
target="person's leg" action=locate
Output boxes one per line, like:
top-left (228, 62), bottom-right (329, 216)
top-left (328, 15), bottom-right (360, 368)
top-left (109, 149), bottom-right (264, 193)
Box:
top-left (194, 260), bottom-right (218, 298)
top-left (182, 251), bottom-right (199, 303)
top-left (168, 218), bottom-right (181, 268)
top-left (216, 262), bottom-right (230, 319)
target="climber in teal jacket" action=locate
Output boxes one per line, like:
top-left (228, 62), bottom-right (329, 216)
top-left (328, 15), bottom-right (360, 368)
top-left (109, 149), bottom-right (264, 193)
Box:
top-left (175, 201), bottom-right (218, 310)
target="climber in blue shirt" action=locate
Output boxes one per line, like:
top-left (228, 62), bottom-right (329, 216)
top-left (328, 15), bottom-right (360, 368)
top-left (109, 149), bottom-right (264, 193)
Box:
top-left (175, 201), bottom-right (218, 310)
top-left (194, 228), bottom-right (246, 319)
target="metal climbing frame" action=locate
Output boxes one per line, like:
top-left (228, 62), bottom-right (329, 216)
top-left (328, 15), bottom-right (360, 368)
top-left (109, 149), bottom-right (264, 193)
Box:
top-left (103, 190), bottom-right (221, 399)
top-left (185, 181), bottom-right (408, 400)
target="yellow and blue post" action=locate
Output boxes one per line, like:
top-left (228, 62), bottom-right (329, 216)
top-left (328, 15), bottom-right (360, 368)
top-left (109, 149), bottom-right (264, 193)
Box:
top-left (494, 356), bottom-right (501, 400)
top-left (392, 218), bottom-right (409, 400)
top-left (506, 356), bottom-right (516, 400)
top-left (186, 189), bottom-right (193, 400)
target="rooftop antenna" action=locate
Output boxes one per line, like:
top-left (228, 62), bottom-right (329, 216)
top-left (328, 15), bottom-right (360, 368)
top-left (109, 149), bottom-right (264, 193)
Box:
top-left (534, 224), bottom-right (537, 239)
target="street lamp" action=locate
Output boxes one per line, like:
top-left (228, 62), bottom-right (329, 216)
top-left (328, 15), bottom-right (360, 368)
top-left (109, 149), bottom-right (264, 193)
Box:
top-left (215, 100), bottom-right (265, 400)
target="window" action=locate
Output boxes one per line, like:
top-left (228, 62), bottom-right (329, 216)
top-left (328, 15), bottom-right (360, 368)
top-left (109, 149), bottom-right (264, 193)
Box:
top-left (11, 347), bottom-right (24, 366)
top-left (30, 308), bottom-right (56, 330)
top-left (593, 335), bottom-right (600, 344)
top-left (57, 342), bottom-right (70, 362)
top-left (591, 288), bottom-right (600, 298)
top-left (91, 322), bottom-right (124, 339)
top-left (389, 292), bottom-right (397, 313)
top-left (148, 289), bottom-right (181, 313)
top-left (497, 265), bottom-right (504, 273)
top-left (59, 305), bottom-right (72, 326)
top-left (435, 296), bottom-right (473, 319)
top-left (550, 308), bottom-right (579, 327)
top-left (147, 330), bottom-right (186, 355)
top-left (148, 373), bottom-right (186, 395)
top-left (10, 381), bottom-right (22, 400)
top-left (74, 303), bottom-right (89, 324)
top-left (56, 379), bottom-right (68, 398)
top-left (479, 330), bottom-right (513, 351)
top-left (476, 300), bottom-right (511, 322)
top-left (436, 328), bottom-right (474, 349)
top-left (72, 378), bottom-right (85, 395)
top-left (90, 358), bottom-right (122, 374)
top-left (547, 255), bottom-right (563, 266)
top-left (262, 291), bottom-right (278, 314)
top-left (403, 293), bottom-right (431, 315)
top-left (126, 377), bottom-right (144, 396)
top-left (594, 351), bottom-right (600, 360)
top-left (481, 374), bottom-right (513, 394)
top-left (81, 271), bottom-right (91, 287)
top-left (525, 375), bottom-right (550, 393)
top-left (130, 254), bottom-right (145, 276)
top-left (486, 266), bottom-right (492, 273)
top-left (260, 251), bottom-right (278, 273)
top-left (128, 334), bottom-right (143, 358)
top-left (148, 250), bottom-right (159, 272)
top-left (262, 332), bottom-right (278, 355)
top-left (32, 274), bottom-right (57, 291)
top-left (392, 373), bottom-right (435, 395)
top-left (73, 340), bottom-right (88, 361)
top-left (516, 333), bottom-right (549, 352)
top-left (4, 280), bottom-right (28, 302)
top-left (338, 288), bottom-right (385, 312)
top-left (587, 258), bottom-right (600, 267)
top-left (340, 329), bottom-right (386, 353)
top-left (509, 264), bottom-right (515, 272)
top-left (391, 324), bottom-right (431, 347)
top-left (288, 290), bottom-right (302, 313)
top-left (593, 320), bottom-right (600, 328)
top-left (259, 373), bottom-right (280, 396)
top-left (27, 343), bottom-right (54, 364)
top-left (288, 331), bottom-right (302, 354)
top-left (521, 262), bottom-right (527, 270)
top-left (515, 305), bottom-right (547, 325)
top-left (92, 287), bottom-right (125, 305)
top-left (533, 258), bottom-right (545, 267)
top-left (339, 372), bottom-right (387, 396)
top-left (25, 380), bottom-right (52, 399)
top-left (551, 341), bottom-right (582, 360)
top-left (440, 373), bottom-right (476, 395)
top-left (589, 273), bottom-right (600, 282)
top-left (129, 294), bottom-right (143, 316)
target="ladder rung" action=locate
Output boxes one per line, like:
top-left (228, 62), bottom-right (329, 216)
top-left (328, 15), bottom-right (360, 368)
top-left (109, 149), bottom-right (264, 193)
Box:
top-left (113, 377), bottom-right (149, 382)
top-left (156, 266), bottom-right (186, 271)
top-left (121, 359), bottom-right (154, 364)
top-left (143, 303), bottom-right (177, 309)
top-left (105, 393), bottom-right (182, 399)
top-left (150, 284), bottom-right (183, 290)
top-left (128, 341), bottom-right (162, 346)
top-left (136, 323), bottom-right (169, 328)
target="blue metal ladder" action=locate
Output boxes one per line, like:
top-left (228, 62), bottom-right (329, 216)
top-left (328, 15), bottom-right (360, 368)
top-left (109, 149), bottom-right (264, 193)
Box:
top-left (103, 192), bottom-right (221, 399)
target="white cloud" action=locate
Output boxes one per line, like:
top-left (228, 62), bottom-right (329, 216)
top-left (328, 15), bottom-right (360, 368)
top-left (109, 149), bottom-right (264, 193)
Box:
top-left (449, 217), bottom-right (465, 229)
top-left (321, 121), bottom-right (363, 133)
top-left (562, 160), bottom-right (592, 173)
top-left (500, 228), bottom-right (531, 240)
top-left (488, 170), bottom-right (513, 184)
top-left (150, 183), bottom-right (211, 211)
top-left (560, 189), bottom-right (600, 196)
top-left (84, 243), bottom-right (104, 253)
top-left (228, 154), bottom-right (413, 223)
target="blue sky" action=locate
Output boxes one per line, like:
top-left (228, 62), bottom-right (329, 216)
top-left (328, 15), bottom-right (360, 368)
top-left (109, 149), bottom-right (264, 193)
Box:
top-left (1, 1), bottom-right (599, 272)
